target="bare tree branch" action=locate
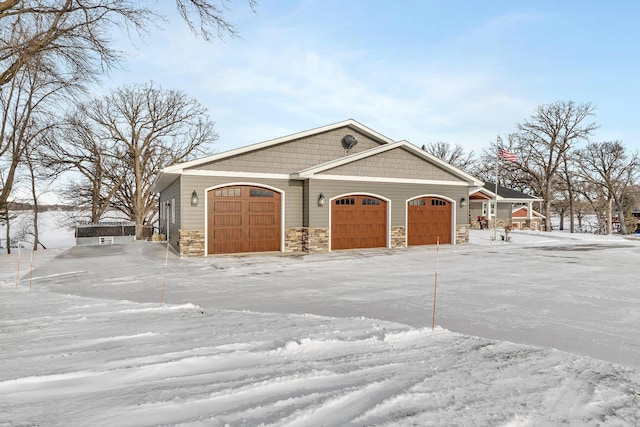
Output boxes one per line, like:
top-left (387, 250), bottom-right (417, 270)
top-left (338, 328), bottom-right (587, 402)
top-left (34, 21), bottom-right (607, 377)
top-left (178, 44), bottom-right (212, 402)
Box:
top-left (0, 54), bottom-right (79, 210)
top-left (48, 82), bottom-right (217, 237)
top-left (512, 101), bottom-right (598, 231)
top-left (0, 1), bottom-right (256, 88)
top-left (422, 141), bottom-right (476, 173)
top-left (575, 141), bottom-right (638, 235)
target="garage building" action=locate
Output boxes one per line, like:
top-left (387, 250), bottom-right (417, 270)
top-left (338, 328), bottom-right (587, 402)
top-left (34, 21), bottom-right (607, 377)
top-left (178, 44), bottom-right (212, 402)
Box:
top-left (152, 119), bottom-right (483, 257)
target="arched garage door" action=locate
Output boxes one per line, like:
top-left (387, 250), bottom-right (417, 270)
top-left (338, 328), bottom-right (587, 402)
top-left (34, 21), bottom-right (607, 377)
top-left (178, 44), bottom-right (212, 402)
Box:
top-left (408, 197), bottom-right (451, 245)
top-left (331, 195), bottom-right (387, 250)
top-left (207, 185), bottom-right (281, 254)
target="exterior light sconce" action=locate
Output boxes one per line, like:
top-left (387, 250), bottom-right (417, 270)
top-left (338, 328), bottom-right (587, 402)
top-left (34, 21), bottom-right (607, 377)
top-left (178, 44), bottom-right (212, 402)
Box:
top-left (460, 197), bottom-right (467, 208)
top-left (318, 193), bottom-right (327, 207)
top-left (191, 190), bottom-right (199, 206)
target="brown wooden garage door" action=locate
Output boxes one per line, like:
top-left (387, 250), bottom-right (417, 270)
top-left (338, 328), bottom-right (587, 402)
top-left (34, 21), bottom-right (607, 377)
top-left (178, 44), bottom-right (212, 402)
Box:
top-left (331, 195), bottom-right (387, 250)
top-left (408, 197), bottom-right (451, 245)
top-left (207, 185), bottom-right (281, 254)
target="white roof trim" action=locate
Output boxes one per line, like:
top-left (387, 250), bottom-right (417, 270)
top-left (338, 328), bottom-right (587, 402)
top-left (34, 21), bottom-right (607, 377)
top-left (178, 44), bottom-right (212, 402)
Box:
top-left (501, 197), bottom-right (543, 203)
top-left (161, 119), bottom-right (394, 174)
top-left (470, 187), bottom-right (501, 200)
top-left (182, 170), bottom-right (291, 180)
top-left (307, 174), bottom-right (470, 186)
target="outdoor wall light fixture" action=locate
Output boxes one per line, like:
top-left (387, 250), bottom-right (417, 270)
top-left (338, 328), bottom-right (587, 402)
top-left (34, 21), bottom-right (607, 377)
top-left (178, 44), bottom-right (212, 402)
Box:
top-left (318, 193), bottom-right (327, 207)
top-left (460, 197), bottom-right (467, 208)
top-left (191, 190), bottom-right (199, 206)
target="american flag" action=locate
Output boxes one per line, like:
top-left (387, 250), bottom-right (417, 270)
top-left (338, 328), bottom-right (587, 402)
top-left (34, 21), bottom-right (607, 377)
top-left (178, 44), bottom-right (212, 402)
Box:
top-left (498, 147), bottom-right (518, 162)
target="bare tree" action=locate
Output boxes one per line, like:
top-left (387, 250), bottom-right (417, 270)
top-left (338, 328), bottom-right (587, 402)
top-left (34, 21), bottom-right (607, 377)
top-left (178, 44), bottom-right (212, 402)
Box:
top-left (0, 1), bottom-right (152, 87)
top-left (1, 1), bottom-right (254, 231)
top-left (627, 185), bottom-right (640, 208)
top-left (422, 141), bottom-right (476, 172)
top-left (0, 56), bottom-right (77, 215)
top-left (571, 195), bottom-right (593, 232)
top-left (574, 178), bottom-right (608, 233)
top-left (559, 150), bottom-right (577, 232)
top-left (0, 191), bottom-right (17, 254)
top-left (575, 141), bottom-right (639, 235)
top-left (41, 110), bottom-right (123, 222)
top-left (473, 136), bottom-right (535, 194)
top-left (64, 82), bottom-right (217, 238)
top-left (512, 101), bottom-right (598, 232)
top-left (23, 140), bottom-right (42, 248)
top-left (621, 194), bottom-right (637, 234)
top-left (0, 1), bottom-right (256, 88)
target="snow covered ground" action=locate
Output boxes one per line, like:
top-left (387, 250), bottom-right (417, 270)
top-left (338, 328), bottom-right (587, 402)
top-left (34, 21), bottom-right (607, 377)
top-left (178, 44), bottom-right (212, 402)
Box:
top-left (1, 229), bottom-right (640, 426)
top-left (0, 210), bottom-right (76, 253)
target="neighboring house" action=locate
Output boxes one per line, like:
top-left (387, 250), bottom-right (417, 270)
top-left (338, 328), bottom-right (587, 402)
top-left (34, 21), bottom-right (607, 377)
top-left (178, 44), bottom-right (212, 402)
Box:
top-left (511, 205), bottom-right (545, 230)
top-left (152, 119), bottom-right (484, 257)
top-left (469, 182), bottom-right (543, 230)
top-left (611, 211), bottom-right (640, 234)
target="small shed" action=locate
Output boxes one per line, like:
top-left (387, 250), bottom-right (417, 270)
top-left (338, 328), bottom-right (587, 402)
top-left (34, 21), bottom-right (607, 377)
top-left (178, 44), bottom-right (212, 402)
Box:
top-left (75, 221), bottom-right (136, 246)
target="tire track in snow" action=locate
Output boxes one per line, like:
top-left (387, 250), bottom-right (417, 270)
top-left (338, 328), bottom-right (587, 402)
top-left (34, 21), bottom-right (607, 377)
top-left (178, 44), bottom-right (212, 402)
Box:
top-left (2, 283), bottom-right (640, 426)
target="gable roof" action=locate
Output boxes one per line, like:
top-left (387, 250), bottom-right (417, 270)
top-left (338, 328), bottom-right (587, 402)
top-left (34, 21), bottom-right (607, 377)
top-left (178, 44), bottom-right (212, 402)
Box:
top-left (292, 140), bottom-right (483, 185)
top-left (153, 119), bottom-right (484, 192)
top-left (153, 119), bottom-right (395, 192)
top-left (165, 119), bottom-right (392, 174)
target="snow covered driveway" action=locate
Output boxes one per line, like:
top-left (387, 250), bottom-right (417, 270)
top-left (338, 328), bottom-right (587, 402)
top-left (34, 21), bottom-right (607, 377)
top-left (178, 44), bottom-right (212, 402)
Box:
top-left (19, 229), bottom-right (640, 367)
top-left (1, 230), bottom-right (640, 425)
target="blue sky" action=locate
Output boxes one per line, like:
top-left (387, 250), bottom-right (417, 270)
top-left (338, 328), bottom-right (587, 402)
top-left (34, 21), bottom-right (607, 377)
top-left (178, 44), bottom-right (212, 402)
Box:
top-left (104, 1), bottom-right (640, 155)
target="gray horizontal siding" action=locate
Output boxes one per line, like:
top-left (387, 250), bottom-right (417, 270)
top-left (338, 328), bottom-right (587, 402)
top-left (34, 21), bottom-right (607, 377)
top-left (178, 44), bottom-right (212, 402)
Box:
top-left (187, 127), bottom-right (383, 174)
top-left (180, 175), bottom-right (303, 230)
top-left (175, 176), bottom-right (470, 234)
top-left (308, 180), bottom-right (469, 228)
top-left (497, 203), bottom-right (512, 218)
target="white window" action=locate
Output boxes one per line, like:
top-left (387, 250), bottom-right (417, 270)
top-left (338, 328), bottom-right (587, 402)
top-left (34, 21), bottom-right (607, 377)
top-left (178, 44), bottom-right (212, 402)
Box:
top-left (483, 201), bottom-right (496, 218)
top-left (171, 199), bottom-right (176, 224)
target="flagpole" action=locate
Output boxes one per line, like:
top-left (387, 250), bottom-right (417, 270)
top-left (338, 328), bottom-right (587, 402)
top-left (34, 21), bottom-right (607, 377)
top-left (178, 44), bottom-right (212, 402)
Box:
top-left (494, 145), bottom-right (517, 241)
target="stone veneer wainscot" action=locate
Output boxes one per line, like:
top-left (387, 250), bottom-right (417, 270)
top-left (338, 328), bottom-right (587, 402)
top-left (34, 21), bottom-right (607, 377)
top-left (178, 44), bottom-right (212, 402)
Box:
top-left (178, 229), bottom-right (205, 257)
